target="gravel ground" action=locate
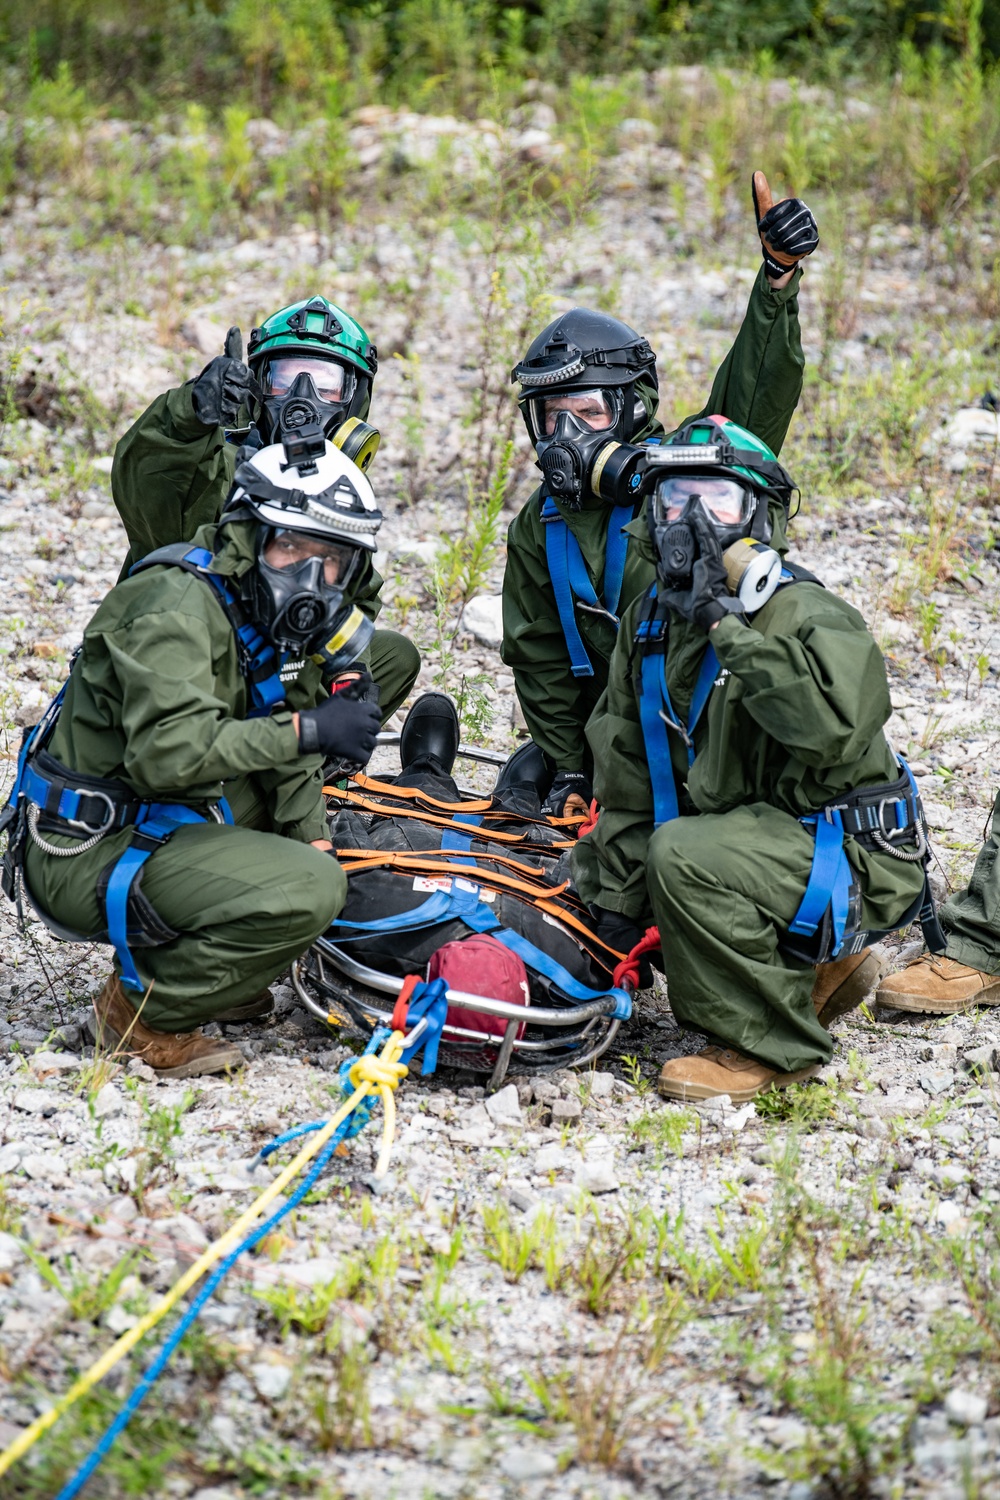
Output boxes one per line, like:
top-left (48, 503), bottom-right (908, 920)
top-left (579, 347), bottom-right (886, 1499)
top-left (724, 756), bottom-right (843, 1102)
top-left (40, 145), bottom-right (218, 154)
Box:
top-left (1, 100), bottom-right (999, 1500)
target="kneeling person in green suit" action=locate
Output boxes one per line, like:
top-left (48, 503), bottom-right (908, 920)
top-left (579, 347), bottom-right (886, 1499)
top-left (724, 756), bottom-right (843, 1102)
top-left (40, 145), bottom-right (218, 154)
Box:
top-left (111, 294), bottom-right (419, 722)
top-left (571, 419), bottom-right (939, 1101)
top-left (8, 427), bottom-right (390, 1078)
top-left (501, 172), bottom-right (819, 820)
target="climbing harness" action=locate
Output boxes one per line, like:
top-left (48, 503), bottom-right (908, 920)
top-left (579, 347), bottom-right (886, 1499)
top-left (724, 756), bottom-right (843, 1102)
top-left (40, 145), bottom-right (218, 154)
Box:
top-left (541, 495), bottom-right (635, 676)
top-left (0, 545), bottom-right (291, 992)
top-left (786, 761), bottom-right (944, 964)
top-left (0, 996), bottom-right (445, 1496)
top-left (632, 579), bottom-right (943, 964)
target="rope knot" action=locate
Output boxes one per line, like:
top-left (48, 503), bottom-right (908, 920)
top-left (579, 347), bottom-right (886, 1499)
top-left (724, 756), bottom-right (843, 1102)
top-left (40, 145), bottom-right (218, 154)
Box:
top-left (612, 925), bottom-right (661, 990)
top-left (348, 1054), bottom-right (408, 1091)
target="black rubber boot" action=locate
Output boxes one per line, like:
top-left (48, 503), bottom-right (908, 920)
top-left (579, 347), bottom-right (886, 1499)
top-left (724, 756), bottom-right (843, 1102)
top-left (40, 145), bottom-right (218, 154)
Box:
top-left (492, 739), bottom-right (553, 815)
top-left (398, 692), bottom-right (460, 776)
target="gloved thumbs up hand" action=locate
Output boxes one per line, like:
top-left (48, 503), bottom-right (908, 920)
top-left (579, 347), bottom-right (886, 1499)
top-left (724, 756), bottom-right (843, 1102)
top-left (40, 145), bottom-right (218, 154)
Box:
top-left (752, 171), bottom-right (819, 281)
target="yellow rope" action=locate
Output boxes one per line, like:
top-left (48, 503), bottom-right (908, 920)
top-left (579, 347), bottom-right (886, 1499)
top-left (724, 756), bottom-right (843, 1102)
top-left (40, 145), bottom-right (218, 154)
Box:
top-left (0, 1031), bottom-right (407, 1479)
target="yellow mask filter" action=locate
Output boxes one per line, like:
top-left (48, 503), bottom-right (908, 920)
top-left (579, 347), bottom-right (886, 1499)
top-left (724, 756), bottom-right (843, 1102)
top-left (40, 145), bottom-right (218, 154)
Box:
top-left (331, 417), bottom-right (380, 473)
top-left (309, 606), bottom-right (375, 676)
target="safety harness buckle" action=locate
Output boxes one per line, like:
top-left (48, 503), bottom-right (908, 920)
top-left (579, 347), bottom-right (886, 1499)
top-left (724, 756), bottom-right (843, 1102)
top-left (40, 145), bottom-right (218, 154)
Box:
top-left (64, 788), bottom-right (116, 837)
top-left (876, 797), bottom-right (907, 840)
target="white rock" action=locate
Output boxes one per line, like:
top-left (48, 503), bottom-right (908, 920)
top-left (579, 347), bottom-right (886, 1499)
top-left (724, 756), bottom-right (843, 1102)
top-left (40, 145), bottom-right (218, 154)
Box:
top-left (941, 407), bottom-right (1000, 448)
top-left (0, 1145), bottom-right (25, 1174)
top-left (90, 455), bottom-right (115, 475)
top-left (22, 1153), bottom-right (68, 1182)
top-left (460, 593), bottom-right (503, 648)
top-left (935, 1200), bottom-right (964, 1227)
top-left (0, 1232), bottom-right (24, 1272)
top-left (944, 1388), bottom-right (988, 1426)
top-left (499, 1446), bottom-right (557, 1481)
top-left (250, 1360), bottom-right (292, 1400)
top-left (104, 1304), bottom-right (139, 1334)
top-left (28, 1051), bottom-right (81, 1074)
top-left (94, 1083), bottom-right (123, 1118)
top-left (588, 1071), bottom-right (615, 1099)
top-left (574, 1158), bottom-right (619, 1194)
top-left (12, 1088), bottom-right (57, 1115)
top-left (723, 1102), bottom-right (756, 1133)
top-left (533, 1143), bottom-right (576, 1173)
top-left (484, 1084), bottom-right (522, 1128)
top-left (919, 1069), bottom-right (954, 1096)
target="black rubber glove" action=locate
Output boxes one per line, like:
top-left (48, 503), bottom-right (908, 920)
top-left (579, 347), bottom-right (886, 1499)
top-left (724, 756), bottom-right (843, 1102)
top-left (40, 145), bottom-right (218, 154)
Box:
top-left (660, 509), bottom-right (743, 632)
top-left (592, 906), bottom-right (653, 985)
top-left (752, 170), bottom-right (819, 280)
top-left (191, 331), bottom-right (257, 428)
top-left (297, 687), bottom-right (381, 762)
top-left (541, 771), bottom-right (593, 818)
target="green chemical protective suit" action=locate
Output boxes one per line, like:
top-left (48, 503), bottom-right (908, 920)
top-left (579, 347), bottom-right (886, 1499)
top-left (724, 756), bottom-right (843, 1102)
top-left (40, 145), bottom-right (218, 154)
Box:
top-left (571, 540), bottom-right (926, 1072)
top-left (111, 384), bottom-right (419, 720)
top-left (24, 519), bottom-right (346, 1033)
top-left (937, 791), bottom-right (1000, 973)
top-left (501, 265), bottom-right (805, 773)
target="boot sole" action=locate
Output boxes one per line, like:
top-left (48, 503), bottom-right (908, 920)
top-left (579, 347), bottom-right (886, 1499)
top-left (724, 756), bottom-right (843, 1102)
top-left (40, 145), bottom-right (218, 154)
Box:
top-left (876, 982), bottom-right (1000, 1016)
top-left (657, 1064), bottom-right (819, 1104)
top-left (215, 999), bottom-right (274, 1024)
top-left (816, 952), bottom-right (885, 1029)
top-left (96, 1018), bottom-right (244, 1079)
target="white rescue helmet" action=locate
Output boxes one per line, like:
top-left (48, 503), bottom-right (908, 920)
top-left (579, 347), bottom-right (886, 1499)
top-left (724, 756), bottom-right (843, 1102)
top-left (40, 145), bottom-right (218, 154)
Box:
top-left (227, 438), bottom-right (382, 554)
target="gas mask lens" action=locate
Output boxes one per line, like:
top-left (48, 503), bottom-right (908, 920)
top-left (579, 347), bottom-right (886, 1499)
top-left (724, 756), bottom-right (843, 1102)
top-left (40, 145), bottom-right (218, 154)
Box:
top-left (654, 476), bottom-right (754, 528)
top-left (263, 528), bottom-right (359, 588)
top-left (531, 389), bottom-right (618, 437)
top-left (264, 357), bottom-right (354, 405)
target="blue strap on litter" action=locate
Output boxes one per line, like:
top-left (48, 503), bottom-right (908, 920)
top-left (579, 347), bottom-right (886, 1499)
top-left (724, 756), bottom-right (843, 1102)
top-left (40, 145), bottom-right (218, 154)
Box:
top-left (541, 498), bottom-right (635, 678)
top-left (789, 810), bottom-right (854, 957)
top-left (105, 798), bottom-right (234, 993)
top-left (398, 976), bottom-right (449, 1074)
top-left (441, 811), bottom-right (483, 867)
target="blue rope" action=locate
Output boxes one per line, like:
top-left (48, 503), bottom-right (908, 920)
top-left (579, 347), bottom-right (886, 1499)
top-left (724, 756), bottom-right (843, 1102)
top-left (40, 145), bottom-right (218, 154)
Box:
top-left (52, 1027), bottom-right (397, 1500)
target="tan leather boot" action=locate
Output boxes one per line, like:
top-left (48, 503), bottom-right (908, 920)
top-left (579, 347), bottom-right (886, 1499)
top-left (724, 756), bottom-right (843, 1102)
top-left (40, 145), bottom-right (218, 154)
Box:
top-left (876, 954), bottom-right (1000, 1015)
top-left (811, 948), bottom-right (884, 1029)
top-left (657, 1045), bottom-right (818, 1103)
top-left (215, 989), bottom-right (274, 1024)
top-left (93, 976), bottom-right (244, 1079)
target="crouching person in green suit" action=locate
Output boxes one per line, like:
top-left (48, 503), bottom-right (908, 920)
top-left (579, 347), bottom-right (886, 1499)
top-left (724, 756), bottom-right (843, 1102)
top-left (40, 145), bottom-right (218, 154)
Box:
top-left (5, 429), bottom-right (391, 1078)
top-left (572, 419), bottom-right (939, 1102)
top-left (111, 294), bottom-right (419, 722)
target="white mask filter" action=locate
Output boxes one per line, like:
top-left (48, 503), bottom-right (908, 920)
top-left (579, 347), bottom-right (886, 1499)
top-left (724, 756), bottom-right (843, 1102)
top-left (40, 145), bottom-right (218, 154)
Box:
top-left (722, 537), bottom-right (782, 612)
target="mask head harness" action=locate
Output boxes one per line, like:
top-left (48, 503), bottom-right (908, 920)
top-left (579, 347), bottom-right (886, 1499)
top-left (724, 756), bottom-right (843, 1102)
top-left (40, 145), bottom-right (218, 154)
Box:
top-left (223, 428), bottom-right (383, 671)
top-left (646, 419), bottom-right (797, 607)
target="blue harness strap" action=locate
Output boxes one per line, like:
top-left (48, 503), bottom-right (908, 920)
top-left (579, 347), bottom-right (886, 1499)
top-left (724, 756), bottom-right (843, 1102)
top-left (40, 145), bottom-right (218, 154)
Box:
top-left (130, 545), bottom-right (287, 719)
top-left (441, 812), bottom-right (483, 867)
top-left (106, 798), bottom-right (234, 993)
top-left (541, 498), bottom-right (635, 678)
top-left (637, 594), bottom-right (719, 828)
top-left (788, 811), bottom-right (854, 958)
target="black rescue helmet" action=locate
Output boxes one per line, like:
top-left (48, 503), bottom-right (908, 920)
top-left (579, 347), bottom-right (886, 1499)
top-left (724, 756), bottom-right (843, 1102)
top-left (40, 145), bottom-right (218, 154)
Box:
top-left (511, 307), bottom-right (657, 448)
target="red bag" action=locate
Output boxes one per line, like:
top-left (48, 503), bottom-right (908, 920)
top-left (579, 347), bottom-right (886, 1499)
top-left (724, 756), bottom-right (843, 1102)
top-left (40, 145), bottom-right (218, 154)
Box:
top-left (428, 934), bottom-right (530, 1041)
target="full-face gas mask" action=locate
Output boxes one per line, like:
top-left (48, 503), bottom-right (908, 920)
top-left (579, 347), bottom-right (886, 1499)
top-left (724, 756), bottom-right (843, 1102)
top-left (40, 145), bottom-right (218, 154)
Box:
top-left (533, 395), bottom-right (648, 511)
top-left (249, 526), bottom-right (361, 655)
top-left (650, 476), bottom-right (782, 612)
top-left (258, 363), bottom-right (380, 473)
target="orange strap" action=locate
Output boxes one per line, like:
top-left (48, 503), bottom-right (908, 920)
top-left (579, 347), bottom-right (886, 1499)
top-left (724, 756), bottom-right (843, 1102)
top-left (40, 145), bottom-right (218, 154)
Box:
top-left (325, 785), bottom-right (575, 848)
top-left (336, 842), bottom-right (577, 886)
top-left (332, 773), bottom-right (585, 830)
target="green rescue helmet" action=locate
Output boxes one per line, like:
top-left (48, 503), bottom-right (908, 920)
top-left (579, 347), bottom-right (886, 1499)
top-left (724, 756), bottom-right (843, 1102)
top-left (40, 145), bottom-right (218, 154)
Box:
top-left (247, 295), bottom-right (378, 441)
